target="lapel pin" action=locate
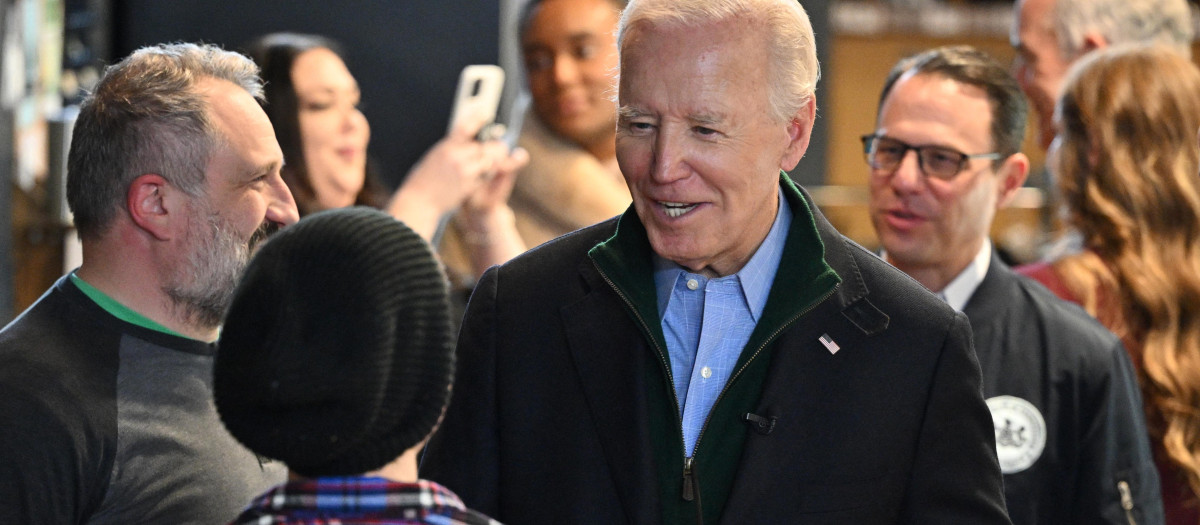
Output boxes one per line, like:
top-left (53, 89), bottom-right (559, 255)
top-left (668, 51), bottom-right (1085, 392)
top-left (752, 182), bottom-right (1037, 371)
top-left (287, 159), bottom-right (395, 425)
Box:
top-left (819, 333), bottom-right (840, 355)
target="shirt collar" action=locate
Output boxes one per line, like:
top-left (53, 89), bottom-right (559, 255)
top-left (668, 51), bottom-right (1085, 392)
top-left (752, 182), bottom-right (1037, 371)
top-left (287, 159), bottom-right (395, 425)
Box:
top-left (69, 272), bottom-right (189, 339)
top-left (653, 186), bottom-right (792, 323)
top-left (251, 477), bottom-right (469, 513)
top-left (939, 239), bottom-right (991, 312)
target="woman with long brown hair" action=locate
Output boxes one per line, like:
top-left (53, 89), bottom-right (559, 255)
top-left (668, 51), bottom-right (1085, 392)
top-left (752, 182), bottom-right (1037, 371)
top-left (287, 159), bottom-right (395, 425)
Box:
top-left (244, 33), bottom-right (528, 276)
top-left (1021, 44), bottom-right (1200, 524)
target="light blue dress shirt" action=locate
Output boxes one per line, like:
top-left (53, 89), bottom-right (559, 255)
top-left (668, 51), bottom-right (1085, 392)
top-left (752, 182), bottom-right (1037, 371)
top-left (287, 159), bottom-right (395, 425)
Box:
top-left (652, 187), bottom-right (792, 457)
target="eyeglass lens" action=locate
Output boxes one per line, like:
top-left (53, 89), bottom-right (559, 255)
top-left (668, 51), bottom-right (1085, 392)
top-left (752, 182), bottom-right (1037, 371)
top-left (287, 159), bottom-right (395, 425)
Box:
top-left (865, 136), bottom-right (968, 179)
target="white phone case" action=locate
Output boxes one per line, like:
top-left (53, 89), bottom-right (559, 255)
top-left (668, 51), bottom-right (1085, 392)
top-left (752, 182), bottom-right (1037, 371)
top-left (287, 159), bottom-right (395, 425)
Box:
top-left (447, 64), bottom-right (506, 135)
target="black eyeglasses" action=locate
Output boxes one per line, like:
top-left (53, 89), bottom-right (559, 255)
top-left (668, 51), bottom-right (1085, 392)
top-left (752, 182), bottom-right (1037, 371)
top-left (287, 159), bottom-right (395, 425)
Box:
top-left (861, 134), bottom-right (1002, 180)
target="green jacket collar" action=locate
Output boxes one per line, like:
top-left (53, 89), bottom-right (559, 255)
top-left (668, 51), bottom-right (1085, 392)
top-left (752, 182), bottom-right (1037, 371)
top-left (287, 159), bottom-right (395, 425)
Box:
top-left (588, 173), bottom-right (842, 349)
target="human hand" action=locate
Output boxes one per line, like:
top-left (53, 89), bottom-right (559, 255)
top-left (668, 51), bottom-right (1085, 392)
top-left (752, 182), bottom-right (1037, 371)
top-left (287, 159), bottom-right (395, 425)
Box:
top-left (387, 114), bottom-right (516, 239)
top-left (462, 146), bottom-right (529, 215)
top-left (394, 113), bottom-right (500, 212)
top-left (452, 145), bottom-right (530, 275)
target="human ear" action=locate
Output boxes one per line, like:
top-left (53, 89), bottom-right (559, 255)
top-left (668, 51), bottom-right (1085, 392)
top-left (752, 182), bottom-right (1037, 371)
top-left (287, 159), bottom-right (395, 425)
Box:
top-left (780, 97), bottom-right (816, 171)
top-left (1080, 33), bottom-right (1108, 54)
top-left (126, 174), bottom-right (175, 241)
top-left (995, 153), bottom-right (1030, 209)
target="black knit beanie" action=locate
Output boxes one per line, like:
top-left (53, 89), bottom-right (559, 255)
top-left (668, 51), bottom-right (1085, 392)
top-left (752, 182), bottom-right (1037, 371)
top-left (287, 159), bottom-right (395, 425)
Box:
top-left (214, 206), bottom-right (454, 478)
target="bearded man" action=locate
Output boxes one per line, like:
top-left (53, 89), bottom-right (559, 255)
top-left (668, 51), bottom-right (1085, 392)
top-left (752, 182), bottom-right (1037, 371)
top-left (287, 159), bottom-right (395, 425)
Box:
top-left (0, 42), bottom-right (299, 524)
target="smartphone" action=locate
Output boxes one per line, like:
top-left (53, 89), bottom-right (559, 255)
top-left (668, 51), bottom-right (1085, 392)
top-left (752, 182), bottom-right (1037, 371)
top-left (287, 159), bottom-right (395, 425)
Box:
top-left (447, 64), bottom-right (506, 139)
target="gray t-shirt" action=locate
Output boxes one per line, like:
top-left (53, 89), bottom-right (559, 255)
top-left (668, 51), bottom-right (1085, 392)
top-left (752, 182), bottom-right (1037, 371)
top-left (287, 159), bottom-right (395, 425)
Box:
top-left (0, 276), bottom-right (285, 524)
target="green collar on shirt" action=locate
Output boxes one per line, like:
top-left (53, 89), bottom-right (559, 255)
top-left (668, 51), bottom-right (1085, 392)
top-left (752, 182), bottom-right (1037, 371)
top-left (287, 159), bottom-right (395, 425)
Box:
top-left (69, 273), bottom-right (189, 339)
top-left (587, 171), bottom-right (842, 525)
top-left (588, 171), bottom-right (841, 338)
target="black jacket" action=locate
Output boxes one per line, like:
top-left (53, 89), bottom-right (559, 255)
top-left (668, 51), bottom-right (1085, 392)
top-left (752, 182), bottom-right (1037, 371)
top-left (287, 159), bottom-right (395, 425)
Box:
top-left (423, 180), bottom-right (1011, 524)
top-left (964, 255), bottom-right (1163, 525)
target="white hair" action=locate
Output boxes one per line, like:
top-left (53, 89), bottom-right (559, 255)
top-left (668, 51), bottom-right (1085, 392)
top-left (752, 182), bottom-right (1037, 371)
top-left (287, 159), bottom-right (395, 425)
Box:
top-left (617, 0), bottom-right (819, 122)
top-left (1055, 0), bottom-right (1194, 59)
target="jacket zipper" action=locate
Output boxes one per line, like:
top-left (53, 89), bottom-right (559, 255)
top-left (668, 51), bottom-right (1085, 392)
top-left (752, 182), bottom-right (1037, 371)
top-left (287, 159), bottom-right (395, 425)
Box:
top-left (1117, 480), bottom-right (1138, 525)
top-left (682, 456), bottom-right (696, 501)
top-left (688, 284), bottom-right (839, 467)
top-left (596, 265), bottom-right (839, 519)
top-left (594, 267), bottom-right (691, 497)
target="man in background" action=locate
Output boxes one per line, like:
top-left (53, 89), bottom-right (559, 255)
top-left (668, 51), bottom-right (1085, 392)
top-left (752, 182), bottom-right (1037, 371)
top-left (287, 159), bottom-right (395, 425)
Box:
top-left (0, 42), bottom-right (296, 523)
top-left (1012, 0), bottom-right (1193, 149)
top-left (866, 45), bottom-right (1162, 524)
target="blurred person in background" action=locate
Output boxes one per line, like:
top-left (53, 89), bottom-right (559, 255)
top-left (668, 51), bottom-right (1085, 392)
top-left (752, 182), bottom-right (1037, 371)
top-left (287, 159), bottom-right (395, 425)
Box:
top-left (440, 0), bottom-right (631, 282)
top-left (246, 33), bottom-right (528, 277)
top-left (510, 0), bottom-right (631, 245)
top-left (1012, 0), bottom-right (1193, 261)
top-left (1011, 0), bottom-right (1193, 150)
top-left (1019, 44), bottom-right (1200, 525)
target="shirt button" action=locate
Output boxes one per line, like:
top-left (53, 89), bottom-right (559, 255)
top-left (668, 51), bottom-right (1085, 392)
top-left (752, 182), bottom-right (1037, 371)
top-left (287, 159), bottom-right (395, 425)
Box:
top-left (701, 366), bottom-right (712, 379)
top-left (687, 279), bottom-right (699, 290)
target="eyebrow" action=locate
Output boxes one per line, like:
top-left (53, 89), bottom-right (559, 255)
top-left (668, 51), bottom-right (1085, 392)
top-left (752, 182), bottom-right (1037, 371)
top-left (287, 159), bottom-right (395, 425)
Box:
top-left (690, 114), bottom-right (722, 126)
top-left (297, 85), bottom-right (361, 97)
top-left (567, 32), bottom-right (600, 43)
top-left (249, 160), bottom-right (281, 180)
top-left (524, 32), bottom-right (601, 50)
top-left (617, 106), bottom-right (650, 120)
top-left (617, 108), bottom-right (726, 126)
top-left (878, 135), bottom-right (973, 153)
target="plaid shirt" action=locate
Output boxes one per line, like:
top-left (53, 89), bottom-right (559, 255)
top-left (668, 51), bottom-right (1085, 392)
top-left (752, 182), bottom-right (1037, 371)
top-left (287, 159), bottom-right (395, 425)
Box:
top-left (231, 477), bottom-right (500, 525)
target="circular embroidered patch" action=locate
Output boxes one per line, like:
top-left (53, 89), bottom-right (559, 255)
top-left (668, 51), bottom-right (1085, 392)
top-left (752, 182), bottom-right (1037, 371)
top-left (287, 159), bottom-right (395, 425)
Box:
top-left (986, 395), bottom-right (1047, 474)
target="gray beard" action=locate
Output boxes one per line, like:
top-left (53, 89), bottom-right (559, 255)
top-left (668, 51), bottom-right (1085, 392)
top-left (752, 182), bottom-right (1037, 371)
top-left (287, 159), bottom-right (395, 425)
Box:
top-left (164, 209), bottom-right (271, 331)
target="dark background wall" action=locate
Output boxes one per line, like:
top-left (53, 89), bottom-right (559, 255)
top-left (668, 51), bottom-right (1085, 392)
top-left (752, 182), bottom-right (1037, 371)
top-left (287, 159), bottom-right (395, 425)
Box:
top-left (111, 1), bottom-right (833, 188)
top-left (113, 1), bottom-right (501, 189)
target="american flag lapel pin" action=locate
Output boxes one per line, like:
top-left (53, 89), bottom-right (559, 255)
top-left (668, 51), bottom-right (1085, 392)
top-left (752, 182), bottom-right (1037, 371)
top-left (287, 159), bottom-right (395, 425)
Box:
top-left (819, 333), bottom-right (840, 355)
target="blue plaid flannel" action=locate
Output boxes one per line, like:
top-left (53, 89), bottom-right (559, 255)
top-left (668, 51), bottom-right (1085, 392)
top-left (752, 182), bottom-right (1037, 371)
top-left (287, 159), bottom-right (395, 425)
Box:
top-left (231, 476), bottom-right (501, 525)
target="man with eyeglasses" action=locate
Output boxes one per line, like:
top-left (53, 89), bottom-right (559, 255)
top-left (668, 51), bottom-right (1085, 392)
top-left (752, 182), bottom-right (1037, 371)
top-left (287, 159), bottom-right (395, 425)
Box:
top-left (866, 45), bottom-right (1162, 525)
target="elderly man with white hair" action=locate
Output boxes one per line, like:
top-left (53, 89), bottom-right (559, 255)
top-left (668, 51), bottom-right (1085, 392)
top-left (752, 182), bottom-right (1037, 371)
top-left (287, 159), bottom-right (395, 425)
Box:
top-left (422, 1), bottom-right (1011, 523)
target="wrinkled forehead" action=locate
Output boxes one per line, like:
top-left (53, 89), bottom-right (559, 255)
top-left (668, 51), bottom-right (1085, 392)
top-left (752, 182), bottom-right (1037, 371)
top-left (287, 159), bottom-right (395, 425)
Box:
top-left (619, 15), bottom-right (761, 64)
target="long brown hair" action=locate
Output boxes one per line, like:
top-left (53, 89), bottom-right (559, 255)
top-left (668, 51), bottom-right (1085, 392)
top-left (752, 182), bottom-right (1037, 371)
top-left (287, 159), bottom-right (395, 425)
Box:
top-left (243, 33), bottom-right (388, 216)
top-left (1053, 44), bottom-right (1200, 494)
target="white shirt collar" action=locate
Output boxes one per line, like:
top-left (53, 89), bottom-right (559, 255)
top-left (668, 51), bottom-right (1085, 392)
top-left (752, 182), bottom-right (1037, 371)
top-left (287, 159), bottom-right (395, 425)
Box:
top-left (939, 240), bottom-right (992, 312)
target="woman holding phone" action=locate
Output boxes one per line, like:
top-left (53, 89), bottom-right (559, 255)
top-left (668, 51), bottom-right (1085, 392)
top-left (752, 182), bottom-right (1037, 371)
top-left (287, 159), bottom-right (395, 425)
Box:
top-left (245, 33), bottom-right (527, 277)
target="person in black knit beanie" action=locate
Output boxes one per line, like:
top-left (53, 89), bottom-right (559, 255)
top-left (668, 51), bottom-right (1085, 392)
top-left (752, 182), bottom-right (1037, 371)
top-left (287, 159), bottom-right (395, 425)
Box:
top-left (215, 206), bottom-right (499, 524)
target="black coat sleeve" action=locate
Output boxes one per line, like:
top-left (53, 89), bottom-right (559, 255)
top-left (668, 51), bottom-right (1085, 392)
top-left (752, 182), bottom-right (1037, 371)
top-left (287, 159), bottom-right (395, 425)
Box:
top-left (1077, 338), bottom-right (1164, 524)
top-left (900, 312), bottom-right (1013, 525)
top-left (421, 265), bottom-right (502, 516)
